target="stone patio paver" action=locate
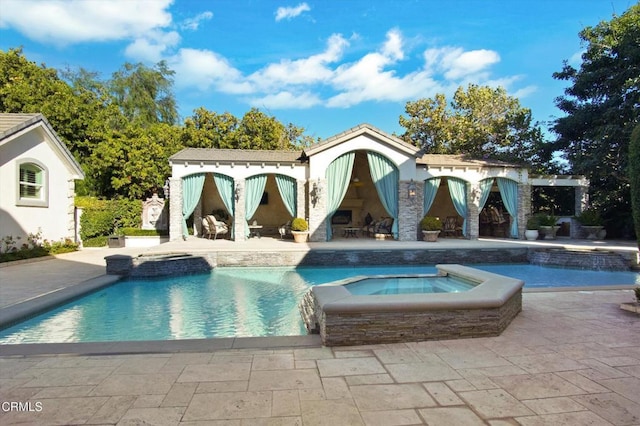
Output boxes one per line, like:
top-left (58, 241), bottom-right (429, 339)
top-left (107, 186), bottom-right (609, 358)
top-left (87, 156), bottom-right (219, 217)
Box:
top-left (0, 242), bottom-right (639, 425)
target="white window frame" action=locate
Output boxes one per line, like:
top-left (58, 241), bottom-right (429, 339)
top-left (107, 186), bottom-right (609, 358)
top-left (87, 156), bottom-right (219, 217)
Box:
top-left (16, 159), bottom-right (49, 207)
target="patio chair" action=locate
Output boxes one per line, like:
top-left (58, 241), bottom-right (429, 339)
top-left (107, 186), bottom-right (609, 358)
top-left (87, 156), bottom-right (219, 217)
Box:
top-left (202, 215), bottom-right (229, 240)
top-left (443, 216), bottom-right (462, 237)
top-left (278, 221), bottom-right (291, 239)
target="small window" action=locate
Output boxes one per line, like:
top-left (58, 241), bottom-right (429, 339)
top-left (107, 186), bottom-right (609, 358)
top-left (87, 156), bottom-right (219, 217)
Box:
top-left (17, 161), bottom-right (48, 207)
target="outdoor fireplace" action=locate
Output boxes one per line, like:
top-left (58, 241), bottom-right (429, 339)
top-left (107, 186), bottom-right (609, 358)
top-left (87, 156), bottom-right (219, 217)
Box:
top-left (332, 210), bottom-right (352, 225)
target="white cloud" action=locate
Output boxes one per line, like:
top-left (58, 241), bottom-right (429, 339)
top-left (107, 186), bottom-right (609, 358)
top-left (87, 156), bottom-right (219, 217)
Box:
top-left (125, 30), bottom-right (181, 63)
top-left (249, 34), bottom-right (348, 90)
top-left (249, 91), bottom-right (322, 109)
top-left (424, 47), bottom-right (500, 80)
top-left (169, 48), bottom-right (253, 94)
top-left (181, 11), bottom-right (213, 31)
top-left (0, 0), bottom-right (173, 45)
top-left (275, 3), bottom-right (310, 21)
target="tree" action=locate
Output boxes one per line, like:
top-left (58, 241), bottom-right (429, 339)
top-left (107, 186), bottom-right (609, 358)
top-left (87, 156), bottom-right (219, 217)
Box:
top-left (181, 108), bottom-right (239, 149)
top-left (110, 61), bottom-right (178, 126)
top-left (630, 124), bottom-right (640, 248)
top-left (552, 5), bottom-right (639, 237)
top-left (399, 84), bottom-right (550, 171)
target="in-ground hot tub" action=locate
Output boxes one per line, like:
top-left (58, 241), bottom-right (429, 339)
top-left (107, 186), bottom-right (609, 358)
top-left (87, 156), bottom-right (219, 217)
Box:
top-left (299, 264), bottom-right (524, 346)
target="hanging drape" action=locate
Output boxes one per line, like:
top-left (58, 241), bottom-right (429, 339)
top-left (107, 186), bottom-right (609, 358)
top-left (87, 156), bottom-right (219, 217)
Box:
top-left (181, 173), bottom-right (205, 238)
top-left (244, 174), bottom-right (267, 237)
top-left (447, 177), bottom-right (468, 237)
top-left (423, 177), bottom-right (441, 214)
top-left (367, 151), bottom-right (399, 237)
top-left (214, 173), bottom-right (235, 239)
top-left (478, 178), bottom-right (494, 211)
top-left (497, 177), bottom-right (519, 238)
top-left (325, 152), bottom-right (355, 240)
top-left (275, 175), bottom-right (297, 218)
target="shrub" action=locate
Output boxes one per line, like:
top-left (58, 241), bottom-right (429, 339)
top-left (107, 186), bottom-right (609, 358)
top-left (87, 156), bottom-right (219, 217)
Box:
top-left (291, 217), bottom-right (309, 232)
top-left (83, 236), bottom-right (108, 247)
top-left (77, 196), bottom-right (142, 240)
top-left (121, 227), bottom-right (168, 236)
top-left (536, 214), bottom-right (558, 227)
top-left (0, 232), bottom-right (78, 263)
top-left (526, 216), bottom-right (540, 230)
top-left (630, 124), bottom-right (640, 249)
top-left (575, 208), bottom-right (603, 226)
top-left (420, 216), bottom-right (442, 231)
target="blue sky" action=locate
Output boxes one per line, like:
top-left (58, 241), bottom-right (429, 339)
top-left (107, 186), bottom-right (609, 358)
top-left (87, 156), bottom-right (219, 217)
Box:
top-left (0, 0), bottom-right (633, 140)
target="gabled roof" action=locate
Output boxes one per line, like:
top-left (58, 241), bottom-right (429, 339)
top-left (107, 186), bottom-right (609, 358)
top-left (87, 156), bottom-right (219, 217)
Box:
top-left (0, 113), bottom-right (84, 179)
top-left (170, 148), bottom-right (304, 164)
top-left (303, 123), bottom-right (421, 157)
top-left (417, 154), bottom-right (520, 168)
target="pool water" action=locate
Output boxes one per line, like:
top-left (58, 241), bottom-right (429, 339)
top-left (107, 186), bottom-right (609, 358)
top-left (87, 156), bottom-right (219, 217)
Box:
top-left (0, 264), bottom-right (638, 344)
top-left (346, 276), bottom-right (476, 295)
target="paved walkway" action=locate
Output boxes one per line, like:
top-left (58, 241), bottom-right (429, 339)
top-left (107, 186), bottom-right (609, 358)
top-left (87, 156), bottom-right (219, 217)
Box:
top-left (0, 238), bottom-right (639, 425)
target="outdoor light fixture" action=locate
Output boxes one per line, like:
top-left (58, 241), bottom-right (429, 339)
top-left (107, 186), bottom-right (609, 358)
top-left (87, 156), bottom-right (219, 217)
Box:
top-left (408, 179), bottom-right (417, 199)
top-left (234, 185), bottom-right (240, 202)
top-left (311, 178), bottom-right (322, 207)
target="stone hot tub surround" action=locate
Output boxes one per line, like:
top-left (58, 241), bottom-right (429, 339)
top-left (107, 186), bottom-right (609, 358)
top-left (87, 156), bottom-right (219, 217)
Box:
top-left (299, 264), bottom-right (524, 346)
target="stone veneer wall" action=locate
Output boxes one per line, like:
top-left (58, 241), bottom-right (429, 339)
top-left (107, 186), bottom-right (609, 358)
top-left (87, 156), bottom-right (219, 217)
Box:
top-left (314, 290), bottom-right (522, 346)
top-left (105, 254), bottom-right (216, 277)
top-left (528, 249), bottom-right (631, 271)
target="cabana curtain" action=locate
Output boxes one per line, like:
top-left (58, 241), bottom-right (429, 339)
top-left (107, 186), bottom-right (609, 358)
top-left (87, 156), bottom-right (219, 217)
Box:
top-left (325, 152), bottom-right (355, 241)
top-left (181, 173), bottom-right (205, 238)
top-left (423, 177), bottom-right (441, 214)
top-left (367, 151), bottom-right (399, 237)
top-left (497, 177), bottom-right (518, 238)
top-left (447, 177), bottom-right (468, 236)
top-left (478, 178), bottom-right (494, 211)
top-left (244, 174), bottom-right (267, 238)
top-left (214, 173), bottom-right (235, 239)
top-left (275, 174), bottom-right (297, 218)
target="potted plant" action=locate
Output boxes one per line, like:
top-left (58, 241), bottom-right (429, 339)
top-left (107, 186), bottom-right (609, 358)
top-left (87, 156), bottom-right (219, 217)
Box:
top-left (536, 214), bottom-right (559, 240)
top-left (575, 208), bottom-right (604, 240)
top-left (290, 217), bottom-right (309, 243)
top-left (525, 216), bottom-right (540, 241)
top-left (420, 216), bottom-right (442, 242)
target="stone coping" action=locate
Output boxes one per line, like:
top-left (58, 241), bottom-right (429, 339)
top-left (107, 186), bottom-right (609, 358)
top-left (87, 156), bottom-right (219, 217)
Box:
top-left (313, 264), bottom-right (524, 313)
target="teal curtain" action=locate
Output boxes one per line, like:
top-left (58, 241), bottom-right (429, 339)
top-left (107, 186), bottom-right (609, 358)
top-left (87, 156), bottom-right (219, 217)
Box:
top-left (447, 177), bottom-right (468, 237)
top-left (275, 174), bottom-right (297, 218)
top-left (214, 173), bottom-right (235, 239)
top-left (423, 177), bottom-right (441, 214)
top-left (367, 151), bottom-right (399, 237)
top-left (325, 152), bottom-right (355, 240)
top-left (497, 177), bottom-right (519, 238)
top-left (244, 174), bottom-right (267, 237)
top-left (181, 173), bottom-right (206, 238)
top-left (478, 178), bottom-right (494, 210)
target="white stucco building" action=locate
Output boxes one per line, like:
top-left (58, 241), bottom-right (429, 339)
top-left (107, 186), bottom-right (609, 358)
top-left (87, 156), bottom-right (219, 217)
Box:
top-left (168, 123), bottom-right (588, 242)
top-left (0, 114), bottom-right (84, 244)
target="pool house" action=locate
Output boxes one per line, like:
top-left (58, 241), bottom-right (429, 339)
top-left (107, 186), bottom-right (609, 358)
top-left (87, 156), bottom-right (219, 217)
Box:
top-left (167, 123), bottom-right (588, 242)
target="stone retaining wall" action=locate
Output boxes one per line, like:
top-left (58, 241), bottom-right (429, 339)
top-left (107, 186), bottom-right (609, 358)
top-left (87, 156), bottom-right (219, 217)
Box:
top-left (305, 286), bottom-right (522, 346)
top-left (528, 248), bottom-right (631, 271)
top-left (105, 254), bottom-right (216, 277)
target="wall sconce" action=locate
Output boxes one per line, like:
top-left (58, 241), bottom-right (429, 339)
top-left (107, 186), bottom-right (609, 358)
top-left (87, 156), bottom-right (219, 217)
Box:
top-left (311, 178), bottom-right (322, 207)
top-left (407, 179), bottom-right (417, 200)
top-left (234, 185), bottom-right (240, 202)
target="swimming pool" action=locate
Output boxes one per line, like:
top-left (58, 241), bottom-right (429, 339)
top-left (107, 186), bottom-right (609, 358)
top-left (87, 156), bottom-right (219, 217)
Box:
top-left (345, 275), bottom-right (476, 295)
top-left (0, 264), bottom-right (638, 344)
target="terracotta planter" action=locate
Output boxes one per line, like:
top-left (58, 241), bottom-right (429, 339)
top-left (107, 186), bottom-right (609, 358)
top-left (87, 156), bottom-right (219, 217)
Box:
top-left (421, 230), bottom-right (440, 242)
top-left (291, 231), bottom-right (309, 243)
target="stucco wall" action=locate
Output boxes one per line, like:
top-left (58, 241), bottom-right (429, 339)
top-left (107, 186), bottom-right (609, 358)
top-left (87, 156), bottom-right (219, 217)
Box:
top-left (0, 128), bottom-right (77, 242)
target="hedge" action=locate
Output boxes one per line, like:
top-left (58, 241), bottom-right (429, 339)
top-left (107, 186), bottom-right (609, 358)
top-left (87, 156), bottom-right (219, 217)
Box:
top-left (76, 196), bottom-right (142, 240)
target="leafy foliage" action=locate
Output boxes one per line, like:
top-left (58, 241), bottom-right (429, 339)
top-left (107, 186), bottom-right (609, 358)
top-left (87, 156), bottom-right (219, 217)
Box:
top-left (630, 124), bottom-right (640, 248)
top-left (291, 218), bottom-right (309, 232)
top-left (77, 197), bottom-right (142, 240)
top-left (575, 208), bottom-right (604, 226)
top-left (399, 84), bottom-right (551, 172)
top-left (552, 4), bottom-right (639, 238)
top-left (420, 216), bottom-right (442, 231)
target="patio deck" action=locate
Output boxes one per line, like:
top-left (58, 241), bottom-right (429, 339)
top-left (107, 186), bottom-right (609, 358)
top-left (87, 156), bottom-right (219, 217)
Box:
top-left (0, 238), bottom-right (639, 425)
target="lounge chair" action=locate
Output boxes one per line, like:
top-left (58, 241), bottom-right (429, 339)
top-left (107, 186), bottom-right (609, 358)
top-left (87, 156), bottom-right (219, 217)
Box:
top-left (202, 215), bottom-right (229, 240)
top-left (443, 216), bottom-right (462, 237)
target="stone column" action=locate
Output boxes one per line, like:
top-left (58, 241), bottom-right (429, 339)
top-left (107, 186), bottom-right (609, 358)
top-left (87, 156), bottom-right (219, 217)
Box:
top-left (398, 180), bottom-right (420, 241)
top-left (169, 177), bottom-right (183, 241)
top-left (467, 182), bottom-right (480, 240)
top-left (193, 199), bottom-right (203, 237)
top-left (519, 183), bottom-right (532, 239)
top-left (308, 178), bottom-right (327, 242)
top-left (234, 178), bottom-right (246, 242)
top-left (575, 186), bottom-right (589, 215)
top-left (296, 179), bottom-right (306, 221)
